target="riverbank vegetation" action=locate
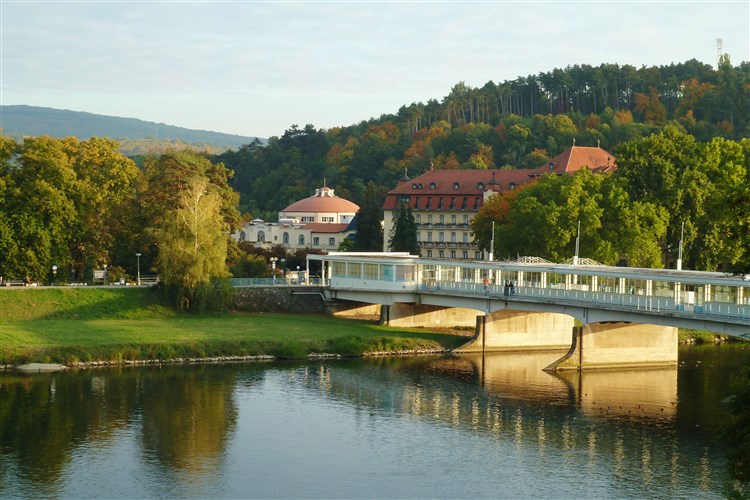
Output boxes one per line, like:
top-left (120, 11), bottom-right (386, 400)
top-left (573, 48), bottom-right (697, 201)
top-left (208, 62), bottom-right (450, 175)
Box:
top-left (0, 288), bottom-right (468, 366)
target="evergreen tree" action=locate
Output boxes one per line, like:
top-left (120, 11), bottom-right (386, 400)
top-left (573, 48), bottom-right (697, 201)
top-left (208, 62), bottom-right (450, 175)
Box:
top-left (353, 181), bottom-right (383, 251)
top-left (389, 204), bottom-right (419, 254)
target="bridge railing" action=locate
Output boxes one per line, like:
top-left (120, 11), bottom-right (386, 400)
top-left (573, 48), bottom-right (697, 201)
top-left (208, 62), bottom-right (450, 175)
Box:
top-left (420, 279), bottom-right (750, 322)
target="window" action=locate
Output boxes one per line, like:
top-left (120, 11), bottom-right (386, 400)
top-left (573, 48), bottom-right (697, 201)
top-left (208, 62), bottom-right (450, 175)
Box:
top-left (418, 183), bottom-right (423, 189)
top-left (463, 215), bottom-right (469, 224)
top-left (416, 231), bottom-right (421, 241)
top-left (439, 250), bottom-right (445, 258)
top-left (461, 197), bottom-right (467, 210)
top-left (239, 231), bottom-right (246, 242)
top-left (322, 216), bottom-right (334, 222)
top-left (450, 251), bottom-right (456, 259)
top-left (257, 231), bottom-right (265, 243)
top-left (298, 234), bottom-right (305, 245)
top-left (450, 197), bottom-right (456, 209)
top-left (399, 195), bottom-right (410, 204)
top-left (427, 250), bottom-right (433, 258)
top-left (426, 197), bottom-right (432, 209)
top-left (429, 182), bottom-right (437, 190)
top-left (427, 214), bottom-right (433, 224)
top-left (463, 232), bottom-right (469, 243)
top-left (477, 182), bottom-right (485, 189)
top-left (283, 232), bottom-right (289, 244)
top-left (412, 183), bottom-right (418, 189)
top-left (414, 197), bottom-right (420, 209)
top-left (474, 197), bottom-right (480, 209)
top-left (475, 251), bottom-right (481, 259)
top-left (438, 197), bottom-right (444, 209)
top-left (451, 214), bottom-right (456, 224)
top-left (439, 214), bottom-right (444, 224)
top-left (416, 214), bottom-right (422, 224)
top-left (439, 232), bottom-right (444, 242)
top-left (463, 251), bottom-right (469, 259)
top-left (313, 237), bottom-right (320, 246)
top-left (450, 232), bottom-right (456, 242)
top-left (363, 263), bottom-right (378, 279)
top-left (453, 182), bottom-right (460, 190)
top-left (427, 232), bottom-right (433, 242)
top-left (328, 237), bottom-right (335, 246)
top-left (509, 183), bottom-right (516, 190)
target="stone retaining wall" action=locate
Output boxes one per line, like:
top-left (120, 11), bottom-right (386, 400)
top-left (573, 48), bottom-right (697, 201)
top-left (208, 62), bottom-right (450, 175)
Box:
top-left (233, 286), bottom-right (327, 313)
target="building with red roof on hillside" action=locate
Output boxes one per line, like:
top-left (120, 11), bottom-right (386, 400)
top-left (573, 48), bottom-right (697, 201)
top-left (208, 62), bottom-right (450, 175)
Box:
top-left (382, 145), bottom-right (617, 259)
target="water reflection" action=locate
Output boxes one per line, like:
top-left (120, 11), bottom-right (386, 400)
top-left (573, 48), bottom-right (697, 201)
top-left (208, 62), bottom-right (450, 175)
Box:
top-left (0, 365), bottom-right (260, 496)
top-left (1, 347), bottom-right (748, 498)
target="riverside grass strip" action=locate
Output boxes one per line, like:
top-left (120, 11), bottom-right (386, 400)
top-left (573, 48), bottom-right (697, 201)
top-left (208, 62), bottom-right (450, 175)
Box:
top-left (0, 313), bottom-right (469, 365)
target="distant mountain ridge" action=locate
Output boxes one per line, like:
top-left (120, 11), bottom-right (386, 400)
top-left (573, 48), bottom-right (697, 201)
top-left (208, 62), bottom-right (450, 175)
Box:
top-left (0, 105), bottom-right (260, 153)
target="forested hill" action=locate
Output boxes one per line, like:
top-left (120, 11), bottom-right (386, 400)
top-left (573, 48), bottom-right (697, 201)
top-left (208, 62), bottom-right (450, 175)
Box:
top-left (0, 105), bottom-right (260, 154)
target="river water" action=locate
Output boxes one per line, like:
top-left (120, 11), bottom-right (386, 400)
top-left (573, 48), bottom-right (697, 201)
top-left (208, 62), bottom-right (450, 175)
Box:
top-left (1, 345), bottom-right (748, 499)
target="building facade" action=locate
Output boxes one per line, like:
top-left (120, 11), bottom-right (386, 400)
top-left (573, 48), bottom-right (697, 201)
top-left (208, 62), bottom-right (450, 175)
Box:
top-left (234, 186), bottom-right (359, 252)
top-left (382, 145), bottom-right (617, 259)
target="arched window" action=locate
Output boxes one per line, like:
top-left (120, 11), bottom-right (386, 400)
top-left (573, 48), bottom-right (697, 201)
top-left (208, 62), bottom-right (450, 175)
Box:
top-left (283, 232), bottom-right (289, 244)
top-left (509, 183), bottom-right (517, 190)
top-left (239, 231), bottom-right (246, 242)
top-left (298, 234), bottom-right (305, 245)
top-left (429, 182), bottom-right (437, 190)
top-left (453, 182), bottom-right (460, 190)
top-left (477, 182), bottom-right (485, 190)
top-left (257, 231), bottom-right (265, 243)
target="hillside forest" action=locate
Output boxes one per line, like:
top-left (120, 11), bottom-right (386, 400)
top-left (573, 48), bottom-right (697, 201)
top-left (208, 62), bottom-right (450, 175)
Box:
top-left (0, 58), bottom-right (748, 307)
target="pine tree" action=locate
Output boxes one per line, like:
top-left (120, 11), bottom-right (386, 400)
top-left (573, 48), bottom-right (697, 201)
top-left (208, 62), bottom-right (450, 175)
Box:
top-left (389, 204), bottom-right (419, 254)
top-left (353, 181), bottom-right (384, 251)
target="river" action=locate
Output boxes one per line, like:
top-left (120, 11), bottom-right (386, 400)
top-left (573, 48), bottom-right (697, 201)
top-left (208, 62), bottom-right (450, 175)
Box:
top-left (1, 344), bottom-right (748, 499)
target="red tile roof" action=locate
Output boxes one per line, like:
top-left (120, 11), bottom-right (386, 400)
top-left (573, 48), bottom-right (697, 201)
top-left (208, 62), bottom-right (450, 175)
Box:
top-left (383, 146), bottom-right (616, 210)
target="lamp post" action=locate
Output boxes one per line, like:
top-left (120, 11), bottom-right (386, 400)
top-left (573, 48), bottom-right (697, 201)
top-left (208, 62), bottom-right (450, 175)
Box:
top-left (270, 257), bottom-right (278, 285)
top-left (281, 258), bottom-right (286, 281)
top-left (52, 265), bottom-right (57, 286)
top-left (135, 253), bottom-right (141, 285)
top-left (103, 264), bottom-right (107, 285)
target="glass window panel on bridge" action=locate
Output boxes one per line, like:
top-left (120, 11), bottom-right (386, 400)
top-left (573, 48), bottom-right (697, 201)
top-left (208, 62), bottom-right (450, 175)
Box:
top-left (380, 265), bottom-right (394, 281)
top-left (396, 265), bottom-right (414, 282)
top-left (347, 262), bottom-right (362, 279)
top-left (597, 276), bottom-right (619, 293)
top-left (332, 262), bottom-right (346, 277)
top-left (363, 263), bottom-right (378, 279)
top-left (547, 273), bottom-right (566, 289)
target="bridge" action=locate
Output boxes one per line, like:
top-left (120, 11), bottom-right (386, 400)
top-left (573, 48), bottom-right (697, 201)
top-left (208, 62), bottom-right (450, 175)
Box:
top-left (306, 252), bottom-right (750, 371)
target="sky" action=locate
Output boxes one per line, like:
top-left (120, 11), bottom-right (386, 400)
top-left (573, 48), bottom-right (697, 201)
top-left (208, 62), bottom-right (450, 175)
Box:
top-left (1, 1), bottom-right (749, 139)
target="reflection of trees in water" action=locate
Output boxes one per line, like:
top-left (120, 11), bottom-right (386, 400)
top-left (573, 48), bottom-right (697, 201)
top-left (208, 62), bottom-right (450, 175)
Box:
top-left (0, 365), bottom-right (259, 494)
top-left (139, 366), bottom-right (241, 474)
top-left (293, 353), bottom-right (741, 494)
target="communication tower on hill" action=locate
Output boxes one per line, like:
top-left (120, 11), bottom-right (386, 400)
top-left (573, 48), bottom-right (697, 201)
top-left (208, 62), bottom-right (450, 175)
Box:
top-left (716, 38), bottom-right (723, 68)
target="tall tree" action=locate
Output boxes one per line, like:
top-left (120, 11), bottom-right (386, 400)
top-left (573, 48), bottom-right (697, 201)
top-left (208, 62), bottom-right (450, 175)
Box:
top-left (388, 204), bottom-right (418, 254)
top-left (353, 182), bottom-right (383, 251)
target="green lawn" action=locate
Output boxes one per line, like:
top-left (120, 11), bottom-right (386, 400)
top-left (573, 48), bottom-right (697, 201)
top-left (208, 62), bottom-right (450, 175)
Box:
top-left (0, 289), bottom-right (469, 364)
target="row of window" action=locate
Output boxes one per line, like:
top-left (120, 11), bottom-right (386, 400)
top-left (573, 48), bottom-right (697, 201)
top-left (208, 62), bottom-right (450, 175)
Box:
top-left (254, 231), bottom-right (336, 247)
top-left (409, 181), bottom-right (516, 191)
top-left (418, 231), bottom-right (471, 243)
top-left (416, 213), bottom-right (470, 225)
top-left (398, 195), bottom-right (482, 210)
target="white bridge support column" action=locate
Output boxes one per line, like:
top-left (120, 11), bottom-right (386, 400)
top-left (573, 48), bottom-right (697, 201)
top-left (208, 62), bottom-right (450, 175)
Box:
top-left (545, 322), bottom-right (678, 371)
top-left (455, 310), bottom-right (573, 353)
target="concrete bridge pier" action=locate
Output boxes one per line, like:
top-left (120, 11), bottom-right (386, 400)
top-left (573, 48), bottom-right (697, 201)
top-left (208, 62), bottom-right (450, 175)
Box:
top-left (379, 303), bottom-right (478, 329)
top-left (455, 310), bottom-right (574, 353)
top-left (544, 322), bottom-right (678, 371)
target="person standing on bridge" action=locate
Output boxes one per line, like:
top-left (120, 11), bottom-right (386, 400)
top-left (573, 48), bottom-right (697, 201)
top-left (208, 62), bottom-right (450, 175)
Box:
top-left (483, 276), bottom-right (489, 294)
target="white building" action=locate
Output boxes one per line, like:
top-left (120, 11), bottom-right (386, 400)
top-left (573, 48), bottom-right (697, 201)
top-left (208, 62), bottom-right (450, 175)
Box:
top-left (234, 186), bottom-right (359, 252)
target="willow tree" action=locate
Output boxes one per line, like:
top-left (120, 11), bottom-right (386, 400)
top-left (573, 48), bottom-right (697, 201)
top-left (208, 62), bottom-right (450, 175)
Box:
top-left (157, 177), bottom-right (231, 310)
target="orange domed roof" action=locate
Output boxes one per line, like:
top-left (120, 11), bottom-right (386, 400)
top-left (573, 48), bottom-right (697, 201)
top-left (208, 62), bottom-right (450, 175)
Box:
top-left (282, 187), bottom-right (359, 213)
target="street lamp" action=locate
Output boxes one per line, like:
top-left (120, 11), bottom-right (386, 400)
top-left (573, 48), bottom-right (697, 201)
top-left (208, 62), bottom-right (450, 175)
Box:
top-left (270, 257), bottom-right (278, 285)
top-left (135, 253), bottom-right (141, 285)
top-left (103, 264), bottom-right (107, 285)
top-left (52, 265), bottom-right (57, 286)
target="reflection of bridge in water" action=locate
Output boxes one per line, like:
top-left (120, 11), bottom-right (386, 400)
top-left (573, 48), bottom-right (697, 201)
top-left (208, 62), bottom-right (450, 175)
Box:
top-left (292, 353), bottom-right (718, 492)
top-left (308, 253), bottom-right (750, 370)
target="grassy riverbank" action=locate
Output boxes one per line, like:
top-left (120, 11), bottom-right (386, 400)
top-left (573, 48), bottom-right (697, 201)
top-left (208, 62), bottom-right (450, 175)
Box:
top-left (0, 288), bottom-right (469, 365)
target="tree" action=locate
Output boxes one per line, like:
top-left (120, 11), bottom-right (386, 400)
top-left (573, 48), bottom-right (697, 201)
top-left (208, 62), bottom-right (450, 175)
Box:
top-left (353, 182), bottom-right (384, 251)
top-left (156, 177), bottom-right (231, 310)
top-left (388, 204), bottom-right (418, 254)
